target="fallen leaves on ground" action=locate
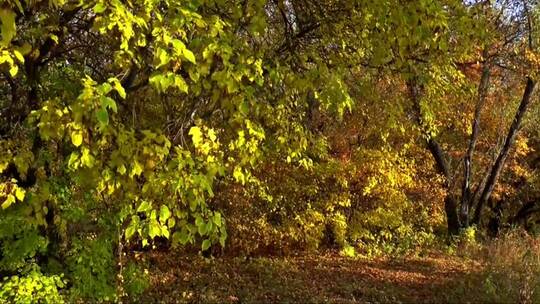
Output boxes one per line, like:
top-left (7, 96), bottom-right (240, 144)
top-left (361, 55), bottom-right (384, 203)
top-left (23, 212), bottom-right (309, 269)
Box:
top-left (131, 251), bottom-right (484, 303)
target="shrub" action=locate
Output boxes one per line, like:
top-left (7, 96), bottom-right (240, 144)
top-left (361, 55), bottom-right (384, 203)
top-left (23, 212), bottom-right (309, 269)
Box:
top-left (0, 266), bottom-right (66, 304)
top-left (479, 231), bottom-right (540, 304)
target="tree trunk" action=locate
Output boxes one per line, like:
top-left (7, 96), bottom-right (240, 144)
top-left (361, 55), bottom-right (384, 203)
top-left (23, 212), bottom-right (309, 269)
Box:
top-left (460, 58), bottom-right (491, 227)
top-left (409, 78), bottom-right (461, 235)
top-left (445, 196), bottom-right (461, 235)
top-left (472, 78), bottom-right (536, 224)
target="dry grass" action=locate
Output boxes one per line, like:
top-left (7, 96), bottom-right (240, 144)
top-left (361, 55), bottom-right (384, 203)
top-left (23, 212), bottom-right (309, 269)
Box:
top-left (461, 230), bottom-right (540, 304)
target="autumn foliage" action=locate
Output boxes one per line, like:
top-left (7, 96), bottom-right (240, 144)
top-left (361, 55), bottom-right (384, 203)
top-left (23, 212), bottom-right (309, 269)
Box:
top-left (1, 0), bottom-right (540, 302)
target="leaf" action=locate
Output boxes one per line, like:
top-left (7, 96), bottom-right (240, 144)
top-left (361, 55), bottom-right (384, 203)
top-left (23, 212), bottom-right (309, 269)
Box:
top-left (71, 131), bottom-right (83, 147)
top-left (93, 2), bottom-right (107, 13)
top-left (81, 148), bottom-right (95, 167)
top-left (13, 50), bottom-right (24, 63)
top-left (100, 96), bottom-right (117, 113)
top-left (137, 201), bottom-right (152, 213)
top-left (183, 48), bottom-right (196, 64)
top-left (172, 230), bottom-right (190, 245)
top-left (110, 78), bottom-right (126, 99)
top-left (189, 126), bottom-right (203, 146)
top-left (213, 212), bottom-right (222, 227)
top-left (125, 224), bottom-right (137, 239)
top-left (96, 108), bottom-right (109, 125)
top-left (157, 48), bottom-right (170, 68)
top-left (201, 239), bottom-right (211, 251)
top-left (159, 205), bottom-right (171, 222)
top-left (149, 220), bottom-right (161, 238)
top-left (8, 64), bottom-right (18, 77)
top-left (131, 160), bottom-right (143, 177)
top-left (198, 222), bottom-right (207, 236)
top-left (219, 233), bottom-right (227, 247)
top-left (173, 75), bottom-right (188, 93)
top-left (1, 195), bottom-right (15, 209)
top-left (0, 9), bottom-right (16, 47)
top-left (50, 34), bottom-right (59, 44)
top-left (68, 152), bottom-right (79, 169)
top-left (14, 187), bottom-right (25, 201)
top-left (117, 164), bottom-right (127, 175)
top-left (161, 226), bottom-right (170, 239)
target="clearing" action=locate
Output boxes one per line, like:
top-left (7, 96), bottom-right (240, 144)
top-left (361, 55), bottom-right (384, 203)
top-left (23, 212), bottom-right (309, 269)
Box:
top-left (136, 251), bottom-right (483, 303)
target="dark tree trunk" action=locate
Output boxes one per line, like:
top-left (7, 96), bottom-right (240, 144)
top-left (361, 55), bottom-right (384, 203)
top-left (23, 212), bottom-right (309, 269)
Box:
top-left (409, 78), bottom-right (461, 235)
top-left (472, 78), bottom-right (536, 224)
top-left (445, 196), bottom-right (461, 235)
top-left (461, 57), bottom-right (491, 227)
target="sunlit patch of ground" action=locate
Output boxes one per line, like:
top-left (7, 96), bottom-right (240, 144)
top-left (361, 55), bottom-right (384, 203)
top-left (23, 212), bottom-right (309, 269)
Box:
top-left (133, 251), bottom-right (483, 303)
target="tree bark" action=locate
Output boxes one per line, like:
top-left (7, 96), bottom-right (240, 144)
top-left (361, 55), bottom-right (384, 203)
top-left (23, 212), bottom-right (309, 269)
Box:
top-left (408, 79), bottom-right (461, 235)
top-left (460, 56), bottom-right (491, 227)
top-left (472, 78), bottom-right (536, 224)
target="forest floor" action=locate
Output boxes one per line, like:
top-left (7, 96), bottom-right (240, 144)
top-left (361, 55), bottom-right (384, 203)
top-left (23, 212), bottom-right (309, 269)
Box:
top-left (135, 251), bottom-right (484, 303)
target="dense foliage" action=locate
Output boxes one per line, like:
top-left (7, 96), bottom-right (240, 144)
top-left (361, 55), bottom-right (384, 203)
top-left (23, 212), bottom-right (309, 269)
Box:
top-left (1, 0), bottom-right (540, 302)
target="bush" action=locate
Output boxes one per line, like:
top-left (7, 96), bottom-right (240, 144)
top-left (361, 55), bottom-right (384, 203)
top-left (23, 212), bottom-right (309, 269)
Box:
top-left (123, 262), bottom-right (150, 299)
top-left (479, 231), bottom-right (540, 304)
top-left (0, 266), bottom-right (66, 304)
top-left (451, 230), bottom-right (540, 304)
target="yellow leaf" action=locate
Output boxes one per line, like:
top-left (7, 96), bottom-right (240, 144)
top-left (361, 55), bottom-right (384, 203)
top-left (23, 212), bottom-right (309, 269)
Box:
top-left (8, 64), bottom-right (18, 77)
top-left (1, 194), bottom-right (15, 209)
top-left (71, 131), bottom-right (83, 147)
top-left (14, 187), bottom-right (25, 201)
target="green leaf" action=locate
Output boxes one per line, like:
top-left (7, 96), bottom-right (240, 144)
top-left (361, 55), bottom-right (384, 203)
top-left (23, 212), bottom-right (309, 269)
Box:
top-left (219, 234), bottom-right (227, 247)
top-left (0, 9), bottom-right (16, 47)
top-left (100, 96), bottom-right (117, 113)
top-left (131, 160), bottom-right (143, 177)
top-left (50, 34), bottom-right (59, 44)
top-left (198, 222), bottom-right (207, 236)
top-left (172, 230), bottom-right (190, 245)
top-left (137, 201), bottom-right (152, 213)
top-left (201, 239), bottom-right (211, 251)
top-left (213, 212), bottom-right (222, 227)
top-left (173, 75), bottom-right (188, 93)
top-left (93, 2), bottom-right (107, 13)
top-left (159, 205), bottom-right (171, 222)
top-left (125, 224), bottom-right (136, 239)
top-left (96, 108), bottom-right (109, 125)
top-left (161, 226), bottom-right (170, 239)
top-left (183, 48), bottom-right (196, 64)
top-left (81, 148), bottom-right (95, 167)
top-left (68, 152), bottom-right (80, 169)
top-left (149, 220), bottom-right (161, 238)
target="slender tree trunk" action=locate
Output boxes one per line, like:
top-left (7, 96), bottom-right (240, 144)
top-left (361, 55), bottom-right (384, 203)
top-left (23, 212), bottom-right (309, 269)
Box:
top-left (472, 78), bottom-right (536, 224)
top-left (409, 79), bottom-right (461, 235)
top-left (460, 57), bottom-right (491, 227)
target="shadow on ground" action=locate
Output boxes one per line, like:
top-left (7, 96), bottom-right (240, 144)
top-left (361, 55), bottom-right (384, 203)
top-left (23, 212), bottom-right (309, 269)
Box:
top-left (134, 251), bottom-right (484, 303)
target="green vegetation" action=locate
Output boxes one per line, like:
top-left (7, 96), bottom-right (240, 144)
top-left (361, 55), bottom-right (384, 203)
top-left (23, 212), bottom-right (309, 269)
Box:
top-left (1, 0), bottom-right (540, 302)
